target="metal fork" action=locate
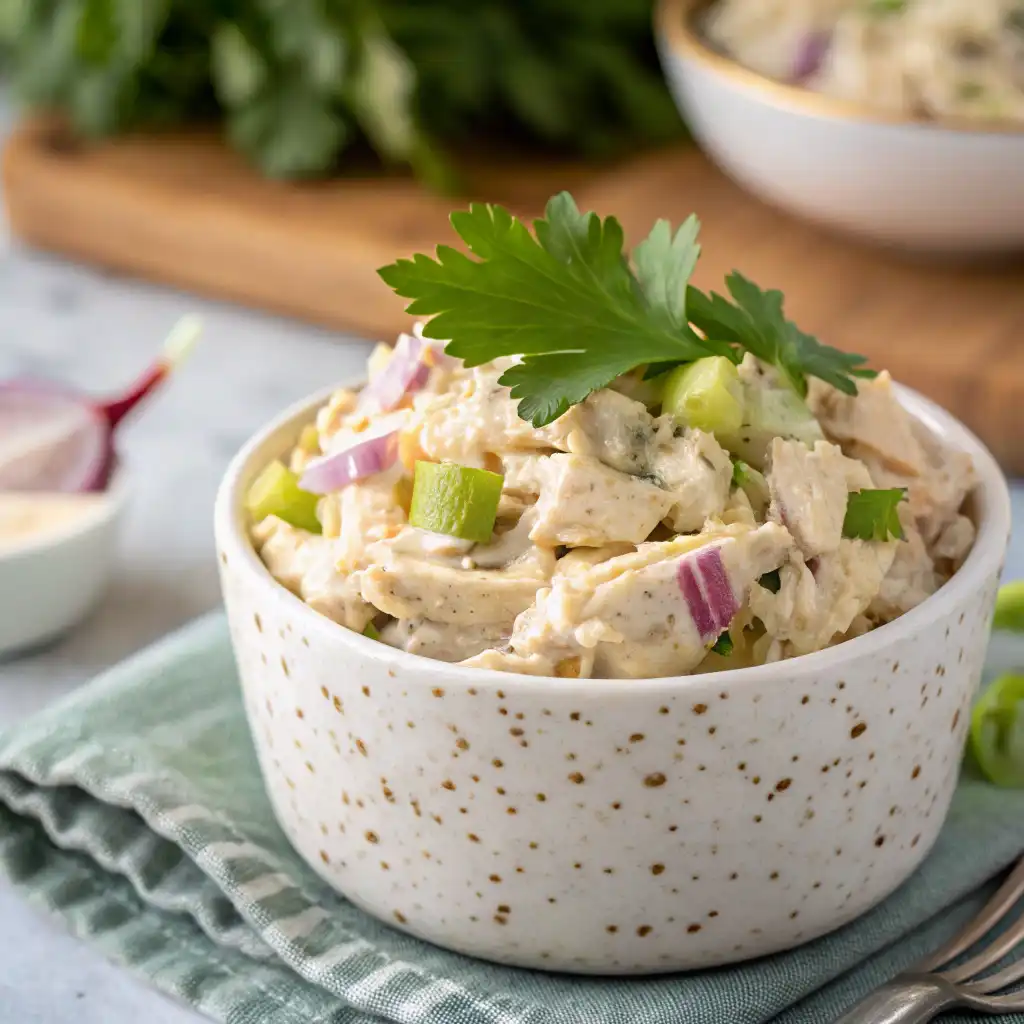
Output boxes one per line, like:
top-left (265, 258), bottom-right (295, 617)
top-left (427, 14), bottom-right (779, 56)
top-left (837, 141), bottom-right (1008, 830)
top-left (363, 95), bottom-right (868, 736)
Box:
top-left (835, 857), bottom-right (1024, 1023)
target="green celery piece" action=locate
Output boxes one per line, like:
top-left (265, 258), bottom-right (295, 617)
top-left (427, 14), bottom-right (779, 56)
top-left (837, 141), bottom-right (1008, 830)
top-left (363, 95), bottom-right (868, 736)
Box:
top-left (363, 622), bottom-right (381, 641)
top-left (409, 461), bottom-right (503, 543)
top-left (971, 673), bottom-right (1024, 788)
top-left (245, 459), bottom-right (321, 534)
top-left (994, 581), bottom-right (1024, 632)
top-left (661, 356), bottom-right (743, 436)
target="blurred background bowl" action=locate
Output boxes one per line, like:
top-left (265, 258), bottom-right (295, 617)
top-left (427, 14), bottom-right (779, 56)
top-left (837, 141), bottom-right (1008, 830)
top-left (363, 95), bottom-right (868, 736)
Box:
top-left (655, 0), bottom-right (1024, 256)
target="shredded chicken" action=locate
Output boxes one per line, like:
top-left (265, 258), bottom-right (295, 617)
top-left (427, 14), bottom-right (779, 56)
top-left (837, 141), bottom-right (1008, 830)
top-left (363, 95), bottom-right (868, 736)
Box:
top-left (251, 326), bottom-right (977, 679)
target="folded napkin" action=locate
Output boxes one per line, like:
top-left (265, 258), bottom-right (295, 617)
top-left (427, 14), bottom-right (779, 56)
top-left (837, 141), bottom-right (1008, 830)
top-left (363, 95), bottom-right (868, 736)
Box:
top-left (1, 614), bottom-right (1022, 1024)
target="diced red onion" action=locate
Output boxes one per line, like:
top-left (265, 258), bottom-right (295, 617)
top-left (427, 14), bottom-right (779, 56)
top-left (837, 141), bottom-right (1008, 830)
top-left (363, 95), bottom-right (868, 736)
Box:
top-left (678, 561), bottom-right (716, 640)
top-left (791, 30), bottom-right (831, 82)
top-left (358, 331), bottom-right (453, 415)
top-left (677, 546), bottom-right (738, 641)
top-left (299, 430), bottom-right (399, 494)
top-left (696, 547), bottom-right (739, 625)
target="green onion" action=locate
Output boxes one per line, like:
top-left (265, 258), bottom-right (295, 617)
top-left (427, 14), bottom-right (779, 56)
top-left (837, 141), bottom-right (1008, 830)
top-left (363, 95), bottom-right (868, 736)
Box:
top-left (408, 461), bottom-right (503, 543)
top-left (971, 674), bottom-right (1024, 788)
top-left (711, 631), bottom-right (734, 656)
top-left (993, 581), bottom-right (1024, 633)
top-left (245, 460), bottom-right (321, 533)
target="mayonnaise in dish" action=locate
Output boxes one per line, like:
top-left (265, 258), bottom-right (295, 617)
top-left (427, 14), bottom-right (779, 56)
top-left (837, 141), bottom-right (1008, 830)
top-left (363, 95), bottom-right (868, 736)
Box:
top-left (0, 493), bottom-right (111, 553)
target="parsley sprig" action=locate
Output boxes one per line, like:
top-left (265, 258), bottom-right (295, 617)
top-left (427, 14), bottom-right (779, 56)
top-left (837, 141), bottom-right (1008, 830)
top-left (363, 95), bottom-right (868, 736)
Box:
top-left (379, 191), bottom-right (874, 427)
top-left (843, 489), bottom-right (908, 542)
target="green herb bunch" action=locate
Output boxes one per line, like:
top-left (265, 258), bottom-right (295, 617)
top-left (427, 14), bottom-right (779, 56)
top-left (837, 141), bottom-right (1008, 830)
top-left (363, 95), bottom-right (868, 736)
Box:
top-left (0, 0), bottom-right (684, 184)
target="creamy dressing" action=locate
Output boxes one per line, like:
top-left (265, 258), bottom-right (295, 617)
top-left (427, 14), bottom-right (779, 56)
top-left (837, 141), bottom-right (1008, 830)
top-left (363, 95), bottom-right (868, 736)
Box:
top-left (0, 493), bottom-right (109, 552)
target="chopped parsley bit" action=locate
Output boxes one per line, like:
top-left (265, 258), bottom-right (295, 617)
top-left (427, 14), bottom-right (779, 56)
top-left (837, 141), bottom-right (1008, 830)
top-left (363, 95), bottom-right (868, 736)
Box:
top-left (711, 631), bottom-right (734, 656)
top-left (378, 192), bottom-right (874, 427)
top-left (843, 489), bottom-right (908, 542)
top-left (866, 0), bottom-right (907, 14)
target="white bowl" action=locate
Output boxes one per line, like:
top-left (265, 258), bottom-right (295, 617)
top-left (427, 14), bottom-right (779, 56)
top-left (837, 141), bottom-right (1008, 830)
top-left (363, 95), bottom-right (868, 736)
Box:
top-left (655, 0), bottom-right (1024, 255)
top-left (215, 382), bottom-right (1009, 974)
top-left (0, 477), bottom-right (127, 658)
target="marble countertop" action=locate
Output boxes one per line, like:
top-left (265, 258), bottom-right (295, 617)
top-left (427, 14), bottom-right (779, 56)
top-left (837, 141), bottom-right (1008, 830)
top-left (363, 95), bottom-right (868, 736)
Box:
top-left (0, 119), bottom-right (1022, 1024)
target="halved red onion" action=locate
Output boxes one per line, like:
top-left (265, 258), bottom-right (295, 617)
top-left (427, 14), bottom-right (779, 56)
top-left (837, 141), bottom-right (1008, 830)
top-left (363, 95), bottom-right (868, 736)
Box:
top-left (299, 430), bottom-right (399, 494)
top-left (677, 546), bottom-right (738, 641)
top-left (0, 318), bottom-right (199, 493)
top-left (0, 383), bottom-right (108, 493)
top-left (791, 30), bottom-right (831, 82)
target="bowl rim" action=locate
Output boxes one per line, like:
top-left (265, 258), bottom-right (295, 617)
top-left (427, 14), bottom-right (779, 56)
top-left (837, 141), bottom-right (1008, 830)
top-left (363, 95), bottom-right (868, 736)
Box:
top-left (215, 375), bottom-right (1010, 694)
top-left (0, 469), bottom-right (129, 563)
top-left (656, 0), bottom-right (1024, 138)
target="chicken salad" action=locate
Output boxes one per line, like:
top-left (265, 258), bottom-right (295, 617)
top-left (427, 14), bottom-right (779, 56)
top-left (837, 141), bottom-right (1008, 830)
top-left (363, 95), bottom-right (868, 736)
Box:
top-left (705, 0), bottom-right (1024, 124)
top-left (246, 194), bottom-right (977, 680)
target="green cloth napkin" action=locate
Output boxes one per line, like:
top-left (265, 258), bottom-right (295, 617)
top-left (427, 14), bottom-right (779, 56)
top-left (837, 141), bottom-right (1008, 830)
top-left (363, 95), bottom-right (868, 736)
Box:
top-left (1, 613), bottom-right (1022, 1024)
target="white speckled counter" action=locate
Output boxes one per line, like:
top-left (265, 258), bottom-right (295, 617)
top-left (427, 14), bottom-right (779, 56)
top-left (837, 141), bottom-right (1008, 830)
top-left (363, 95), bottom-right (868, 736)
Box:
top-left (0, 105), bottom-right (1021, 1020)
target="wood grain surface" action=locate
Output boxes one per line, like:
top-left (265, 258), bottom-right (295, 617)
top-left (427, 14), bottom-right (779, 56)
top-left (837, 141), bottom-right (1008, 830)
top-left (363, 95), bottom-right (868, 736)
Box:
top-left (4, 118), bottom-right (1023, 470)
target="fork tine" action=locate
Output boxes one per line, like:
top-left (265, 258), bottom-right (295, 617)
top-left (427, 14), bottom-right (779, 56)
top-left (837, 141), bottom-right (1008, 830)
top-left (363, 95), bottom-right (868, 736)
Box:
top-left (917, 858), bottom-right (1024, 974)
top-left (943, 904), bottom-right (1024, 984)
top-left (962, 926), bottom-right (1024, 995)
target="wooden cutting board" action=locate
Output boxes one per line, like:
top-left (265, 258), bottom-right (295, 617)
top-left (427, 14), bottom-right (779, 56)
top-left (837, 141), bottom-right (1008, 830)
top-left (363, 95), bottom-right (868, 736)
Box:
top-left (5, 117), bottom-right (1024, 471)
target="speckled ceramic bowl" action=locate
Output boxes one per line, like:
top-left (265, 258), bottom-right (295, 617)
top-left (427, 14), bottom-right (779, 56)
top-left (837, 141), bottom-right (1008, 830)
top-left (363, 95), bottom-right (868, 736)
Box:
top-left (215, 381), bottom-right (1010, 975)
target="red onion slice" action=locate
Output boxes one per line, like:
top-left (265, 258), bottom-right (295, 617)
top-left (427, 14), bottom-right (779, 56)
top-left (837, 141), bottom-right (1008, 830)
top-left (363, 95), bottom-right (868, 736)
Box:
top-left (791, 30), bottom-right (831, 82)
top-left (677, 545), bottom-right (738, 641)
top-left (299, 430), bottom-right (400, 494)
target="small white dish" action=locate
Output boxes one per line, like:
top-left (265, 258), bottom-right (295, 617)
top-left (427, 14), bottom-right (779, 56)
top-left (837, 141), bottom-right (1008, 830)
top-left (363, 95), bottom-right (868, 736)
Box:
top-left (0, 476), bottom-right (128, 658)
top-left (655, 0), bottom-right (1024, 255)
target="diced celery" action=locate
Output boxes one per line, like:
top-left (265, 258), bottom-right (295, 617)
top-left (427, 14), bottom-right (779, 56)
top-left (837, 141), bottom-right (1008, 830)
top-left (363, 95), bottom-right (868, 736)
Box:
top-left (408, 461), bottom-right (503, 543)
top-left (245, 459), bottom-right (321, 533)
top-left (661, 356), bottom-right (744, 436)
top-left (363, 622), bottom-right (381, 641)
top-left (720, 381), bottom-right (824, 468)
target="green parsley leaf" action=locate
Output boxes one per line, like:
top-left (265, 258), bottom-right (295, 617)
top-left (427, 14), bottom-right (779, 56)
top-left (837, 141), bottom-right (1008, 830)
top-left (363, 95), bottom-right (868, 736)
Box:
top-left (689, 272), bottom-right (875, 397)
top-left (379, 193), bottom-right (717, 426)
top-left (378, 192), bottom-right (875, 426)
top-left (711, 631), bottom-right (734, 656)
top-left (842, 489), bottom-right (908, 541)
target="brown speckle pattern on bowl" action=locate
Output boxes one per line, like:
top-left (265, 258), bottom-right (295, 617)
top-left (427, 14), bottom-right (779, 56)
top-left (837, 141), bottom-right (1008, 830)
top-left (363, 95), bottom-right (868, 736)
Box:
top-left (219, 548), bottom-right (1000, 974)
